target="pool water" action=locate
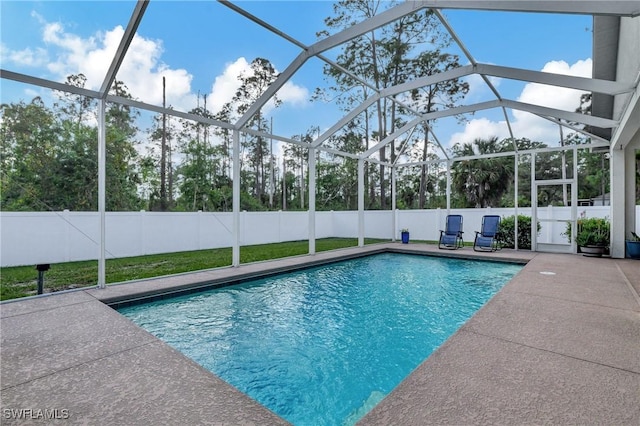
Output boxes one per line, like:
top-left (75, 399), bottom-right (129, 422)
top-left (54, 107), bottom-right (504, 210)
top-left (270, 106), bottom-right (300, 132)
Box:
top-left (119, 253), bottom-right (522, 425)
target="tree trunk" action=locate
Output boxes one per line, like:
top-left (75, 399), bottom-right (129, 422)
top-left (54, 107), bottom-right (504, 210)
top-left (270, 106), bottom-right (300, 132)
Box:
top-left (371, 30), bottom-right (386, 210)
top-left (419, 125), bottom-right (428, 209)
top-left (160, 76), bottom-right (167, 211)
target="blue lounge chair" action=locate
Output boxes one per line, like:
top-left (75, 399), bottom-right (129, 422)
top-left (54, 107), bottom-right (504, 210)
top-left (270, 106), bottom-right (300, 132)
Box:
top-left (438, 215), bottom-right (464, 249)
top-left (473, 215), bottom-right (501, 252)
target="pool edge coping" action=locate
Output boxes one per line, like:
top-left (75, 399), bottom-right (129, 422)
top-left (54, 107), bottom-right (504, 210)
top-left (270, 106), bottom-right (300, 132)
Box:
top-left (90, 243), bottom-right (534, 307)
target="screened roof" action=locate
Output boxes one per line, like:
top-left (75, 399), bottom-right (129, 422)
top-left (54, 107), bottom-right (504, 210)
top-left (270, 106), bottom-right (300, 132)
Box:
top-left (1, 1), bottom-right (639, 164)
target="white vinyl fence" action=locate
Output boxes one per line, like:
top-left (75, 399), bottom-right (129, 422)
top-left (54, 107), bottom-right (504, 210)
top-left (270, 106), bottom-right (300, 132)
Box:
top-left (1, 207), bottom-right (637, 267)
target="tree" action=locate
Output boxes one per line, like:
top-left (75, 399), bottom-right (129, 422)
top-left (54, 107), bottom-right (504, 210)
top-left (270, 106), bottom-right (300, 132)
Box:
top-left (146, 108), bottom-right (177, 211)
top-left (451, 137), bottom-right (514, 208)
top-left (497, 138), bottom-right (549, 207)
top-left (320, 0), bottom-right (467, 209)
top-left (230, 58), bottom-right (281, 206)
top-left (283, 136), bottom-right (308, 210)
top-left (408, 50), bottom-right (469, 208)
top-left (104, 80), bottom-right (143, 211)
top-left (564, 132), bottom-right (610, 203)
top-left (0, 98), bottom-right (61, 210)
top-left (1, 76), bottom-right (142, 211)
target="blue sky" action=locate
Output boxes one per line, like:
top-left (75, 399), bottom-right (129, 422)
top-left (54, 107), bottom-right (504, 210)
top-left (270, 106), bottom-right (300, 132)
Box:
top-left (1, 1), bottom-right (593, 156)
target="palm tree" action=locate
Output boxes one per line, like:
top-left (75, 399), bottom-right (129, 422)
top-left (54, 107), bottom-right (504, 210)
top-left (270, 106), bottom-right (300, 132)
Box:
top-left (451, 137), bottom-right (514, 208)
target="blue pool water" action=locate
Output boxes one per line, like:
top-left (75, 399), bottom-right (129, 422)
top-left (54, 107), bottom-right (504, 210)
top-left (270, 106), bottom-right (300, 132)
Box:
top-left (118, 253), bottom-right (522, 425)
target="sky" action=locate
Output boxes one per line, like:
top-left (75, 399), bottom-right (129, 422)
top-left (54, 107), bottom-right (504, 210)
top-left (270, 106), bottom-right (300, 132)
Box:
top-left (0, 1), bottom-right (594, 158)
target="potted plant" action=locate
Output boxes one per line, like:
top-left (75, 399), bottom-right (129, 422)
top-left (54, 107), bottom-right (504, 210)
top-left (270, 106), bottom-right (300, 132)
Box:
top-left (400, 228), bottom-right (410, 244)
top-left (573, 217), bottom-right (610, 257)
top-left (626, 232), bottom-right (640, 259)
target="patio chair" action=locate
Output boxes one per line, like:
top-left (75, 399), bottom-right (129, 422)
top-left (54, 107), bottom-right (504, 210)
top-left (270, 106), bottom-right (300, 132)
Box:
top-left (438, 214), bottom-right (464, 250)
top-left (473, 215), bottom-right (501, 252)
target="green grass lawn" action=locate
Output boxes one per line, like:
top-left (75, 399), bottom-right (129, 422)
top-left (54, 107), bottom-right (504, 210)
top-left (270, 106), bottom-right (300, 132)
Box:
top-left (0, 238), bottom-right (389, 301)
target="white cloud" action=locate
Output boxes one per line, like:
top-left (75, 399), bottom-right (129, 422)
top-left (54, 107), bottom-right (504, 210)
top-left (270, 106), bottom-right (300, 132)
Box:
top-left (38, 19), bottom-right (197, 112)
top-left (447, 59), bottom-right (592, 147)
top-left (0, 42), bottom-right (50, 67)
top-left (517, 59), bottom-right (591, 109)
top-left (208, 57), bottom-right (310, 117)
top-left (464, 73), bottom-right (502, 102)
top-left (209, 57), bottom-right (250, 114)
top-left (449, 117), bottom-right (509, 145)
top-left (4, 12), bottom-right (314, 134)
top-left (278, 81), bottom-right (309, 106)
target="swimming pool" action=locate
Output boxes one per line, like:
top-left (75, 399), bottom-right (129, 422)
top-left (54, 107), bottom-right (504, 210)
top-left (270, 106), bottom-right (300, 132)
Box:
top-left (118, 253), bottom-right (522, 425)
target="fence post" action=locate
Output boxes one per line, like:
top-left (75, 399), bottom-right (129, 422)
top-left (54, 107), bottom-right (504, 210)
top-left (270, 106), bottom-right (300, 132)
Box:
top-left (241, 210), bottom-right (247, 247)
top-left (393, 209), bottom-right (399, 242)
top-left (547, 204), bottom-right (553, 243)
top-left (63, 210), bottom-right (71, 263)
top-left (197, 210), bottom-right (203, 250)
top-left (139, 210), bottom-right (146, 255)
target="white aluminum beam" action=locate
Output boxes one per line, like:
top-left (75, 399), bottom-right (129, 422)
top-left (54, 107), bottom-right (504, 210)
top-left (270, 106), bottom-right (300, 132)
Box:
top-left (320, 147), bottom-right (360, 160)
top-left (476, 63), bottom-right (635, 95)
top-left (415, 98), bottom-right (617, 129)
top-left (434, 9), bottom-right (504, 103)
top-left (313, 90), bottom-right (450, 159)
top-left (312, 93), bottom-right (380, 148)
top-left (366, 157), bottom-right (393, 168)
top-left (399, 140), bottom-right (610, 167)
top-left (446, 162), bottom-right (451, 211)
top-left (610, 82), bottom-right (640, 150)
top-left (242, 127), bottom-right (310, 147)
top-left (1, 69), bottom-right (101, 99)
top-left (97, 100), bottom-right (107, 288)
top-left (380, 65), bottom-right (474, 98)
top-left (513, 153), bottom-right (519, 250)
top-left (537, 115), bottom-right (611, 144)
top-left (235, 52), bottom-right (308, 129)
top-left (243, 126), bottom-right (358, 160)
top-left (422, 100), bottom-right (502, 120)
top-left (415, 1), bottom-right (640, 17)
top-left (310, 1), bottom-right (426, 56)
top-left (502, 99), bottom-right (618, 128)
top-left (357, 159), bottom-right (365, 247)
top-left (219, 1), bottom-right (307, 50)
top-left (106, 95), bottom-right (233, 129)
top-left (502, 107), bottom-right (517, 151)
top-left (400, 158), bottom-right (450, 168)
top-left (531, 153), bottom-right (537, 249)
top-left (391, 167), bottom-right (397, 241)
top-left (379, 62), bottom-right (632, 103)
top-left (232, 130), bottom-right (240, 267)
top-left (220, 1), bottom-right (442, 156)
top-left (308, 147), bottom-right (316, 255)
top-left (426, 125), bottom-right (450, 160)
top-left (236, 1), bottom-right (428, 129)
top-left (220, 0), bottom-right (384, 107)
top-left (100, 0), bottom-right (149, 97)
top-left (363, 117), bottom-right (424, 157)
top-left (517, 141), bottom-right (609, 155)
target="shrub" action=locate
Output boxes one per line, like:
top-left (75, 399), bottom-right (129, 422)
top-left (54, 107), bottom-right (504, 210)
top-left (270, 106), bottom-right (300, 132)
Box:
top-left (498, 215), bottom-right (540, 250)
top-left (565, 217), bottom-right (610, 247)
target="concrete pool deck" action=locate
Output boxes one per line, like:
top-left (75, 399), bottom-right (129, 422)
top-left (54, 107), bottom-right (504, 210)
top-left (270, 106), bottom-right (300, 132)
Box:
top-left (1, 243), bottom-right (638, 425)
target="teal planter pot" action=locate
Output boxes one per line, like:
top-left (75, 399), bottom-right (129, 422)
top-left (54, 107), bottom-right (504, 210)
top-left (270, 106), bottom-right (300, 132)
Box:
top-left (626, 241), bottom-right (640, 259)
